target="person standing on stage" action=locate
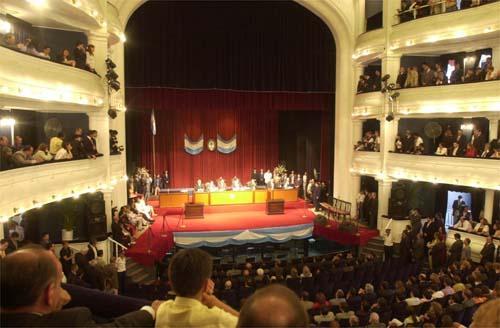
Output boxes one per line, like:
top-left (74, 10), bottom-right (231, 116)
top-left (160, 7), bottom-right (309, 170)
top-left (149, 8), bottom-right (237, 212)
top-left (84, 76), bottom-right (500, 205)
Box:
top-left (161, 170), bottom-right (170, 189)
top-left (302, 172), bottom-right (308, 200)
top-left (257, 169), bottom-right (265, 186)
top-left (218, 177), bottom-right (227, 191)
top-left (153, 174), bottom-right (161, 196)
top-left (251, 168), bottom-right (258, 183)
top-left (264, 169), bottom-right (273, 188)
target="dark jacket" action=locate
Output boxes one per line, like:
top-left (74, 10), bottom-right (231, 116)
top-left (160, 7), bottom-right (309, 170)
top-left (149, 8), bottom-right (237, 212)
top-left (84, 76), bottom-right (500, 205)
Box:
top-left (480, 243), bottom-right (495, 264)
top-left (449, 239), bottom-right (464, 263)
top-left (0, 306), bottom-right (153, 327)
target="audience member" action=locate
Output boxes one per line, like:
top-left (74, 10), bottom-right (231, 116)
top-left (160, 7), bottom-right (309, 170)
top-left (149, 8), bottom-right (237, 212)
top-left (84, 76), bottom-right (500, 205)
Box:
top-left (238, 284), bottom-right (308, 327)
top-left (155, 248), bottom-right (239, 327)
top-left (54, 142), bottom-right (73, 161)
top-left (0, 246), bottom-right (159, 327)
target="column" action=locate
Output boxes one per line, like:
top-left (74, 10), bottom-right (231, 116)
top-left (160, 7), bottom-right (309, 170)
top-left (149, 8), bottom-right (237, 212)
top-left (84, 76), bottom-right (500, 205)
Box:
top-left (87, 111), bottom-right (110, 186)
top-left (353, 120), bottom-right (363, 146)
top-left (381, 54), bottom-right (402, 86)
top-left (483, 189), bottom-right (494, 224)
top-left (377, 180), bottom-right (392, 232)
top-left (491, 44), bottom-right (500, 72)
top-left (488, 118), bottom-right (499, 141)
top-left (383, 0), bottom-right (401, 29)
top-left (86, 30), bottom-right (108, 80)
top-left (102, 190), bottom-right (112, 232)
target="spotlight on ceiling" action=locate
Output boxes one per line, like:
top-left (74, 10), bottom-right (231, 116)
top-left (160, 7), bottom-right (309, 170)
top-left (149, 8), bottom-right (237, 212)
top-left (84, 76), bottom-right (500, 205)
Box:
top-left (386, 112), bottom-right (394, 122)
top-left (381, 74), bottom-right (391, 82)
top-left (108, 107), bottom-right (117, 119)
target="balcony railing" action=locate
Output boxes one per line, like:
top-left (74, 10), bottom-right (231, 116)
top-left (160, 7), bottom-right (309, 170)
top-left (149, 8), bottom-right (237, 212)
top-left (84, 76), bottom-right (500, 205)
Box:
top-left (0, 46), bottom-right (105, 112)
top-left (0, 157), bottom-right (108, 220)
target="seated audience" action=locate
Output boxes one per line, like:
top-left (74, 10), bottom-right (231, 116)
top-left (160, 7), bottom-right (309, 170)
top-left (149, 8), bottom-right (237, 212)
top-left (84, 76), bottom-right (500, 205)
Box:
top-left (49, 132), bottom-right (65, 156)
top-left (58, 49), bottom-right (76, 67)
top-left (33, 143), bottom-right (53, 162)
top-left (435, 143), bottom-right (448, 155)
top-left (155, 248), bottom-right (239, 327)
top-left (12, 145), bottom-right (39, 167)
top-left (454, 217), bottom-right (473, 232)
top-left (0, 246), bottom-right (159, 327)
top-left (2, 33), bottom-right (18, 49)
top-left (54, 142), bottom-right (73, 160)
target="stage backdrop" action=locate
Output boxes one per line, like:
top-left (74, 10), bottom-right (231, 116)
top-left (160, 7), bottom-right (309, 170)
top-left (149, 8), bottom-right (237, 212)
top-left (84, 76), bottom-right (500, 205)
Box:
top-left (126, 88), bottom-right (333, 188)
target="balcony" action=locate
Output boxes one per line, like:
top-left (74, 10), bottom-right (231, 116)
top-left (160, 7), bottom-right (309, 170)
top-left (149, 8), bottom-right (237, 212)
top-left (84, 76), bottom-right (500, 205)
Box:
top-left (353, 91), bottom-right (383, 118)
top-left (110, 153), bottom-right (126, 179)
top-left (0, 157), bottom-right (108, 220)
top-left (0, 46), bottom-right (105, 112)
top-left (351, 151), bottom-right (382, 175)
top-left (385, 153), bottom-right (500, 190)
top-left (390, 2), bottom-right (500, 53)
top-left (2, 0), bottom-right (105, 31)
top-left (396, 80), bottom-right (500, 116)
top-left (354, 80), bottom-right (500, 117)
top-left (353, 28), bottom-right (385, 63)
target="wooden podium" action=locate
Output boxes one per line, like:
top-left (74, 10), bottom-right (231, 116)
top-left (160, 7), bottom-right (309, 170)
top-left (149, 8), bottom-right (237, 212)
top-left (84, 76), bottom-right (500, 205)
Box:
top-left (266, 199), bottom-right (284, 215)
top-left (185, 203), bottom-right (204, 219)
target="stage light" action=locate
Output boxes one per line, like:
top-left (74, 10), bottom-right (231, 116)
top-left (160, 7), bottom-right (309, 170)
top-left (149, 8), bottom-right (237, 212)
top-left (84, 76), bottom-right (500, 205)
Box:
top-left (105, 58), bottom-right (117, 69)
top-left (0, 18), bottom-right (12, 34)
top-left (119, 33), bottom-right (127, 43)
top-left (108, 108), bottom-right (117, 119)
top-left (0, 117), bottom-right (16, 127)
top-left (385, 112), bottom-right (394, 122)
top-left (106, 70), bottom-right (119, 81)
top-left (381, 74), bottom-right (390, 82)
top-left (460, 123), bottom-right (474, 131)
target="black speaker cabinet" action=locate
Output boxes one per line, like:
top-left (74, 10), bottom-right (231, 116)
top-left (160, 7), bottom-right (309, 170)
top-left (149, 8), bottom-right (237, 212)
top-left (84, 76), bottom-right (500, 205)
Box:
top-left (85, 192), bottom-right (107, 239)
top-left (389, 183), bottom-right (408, 218)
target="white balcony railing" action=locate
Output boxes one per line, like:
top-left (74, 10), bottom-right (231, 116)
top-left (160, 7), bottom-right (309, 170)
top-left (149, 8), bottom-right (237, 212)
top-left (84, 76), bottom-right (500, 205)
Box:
top-left (385, 153), bottom-right (500, 190)
top-left (351, 151), bottom-right (383, 175)
top-left (0, 47), bottom-right (105, 112)
top-left (0, 157), bottom-right (108, 220)
top-left (354, 80), bottom-right (500, 117)
top-left (390, 1), bottom-right (500, 53)
top-left (353, 28), bottom-right (385, 62)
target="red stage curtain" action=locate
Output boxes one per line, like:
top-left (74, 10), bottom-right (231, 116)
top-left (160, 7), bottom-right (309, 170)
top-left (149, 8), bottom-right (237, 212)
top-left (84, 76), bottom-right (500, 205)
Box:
top-left (126, 88), bottom-right (333, 188)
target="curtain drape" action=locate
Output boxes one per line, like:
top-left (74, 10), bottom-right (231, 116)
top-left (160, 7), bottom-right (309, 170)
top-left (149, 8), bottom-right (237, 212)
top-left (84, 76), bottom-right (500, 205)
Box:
top-left (126, 88), bottom-right (333, 188)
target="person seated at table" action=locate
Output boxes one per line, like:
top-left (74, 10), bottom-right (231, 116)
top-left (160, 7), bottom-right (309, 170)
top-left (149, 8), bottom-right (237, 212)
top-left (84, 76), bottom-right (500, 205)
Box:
top-left (206, 180), bottom-right (218, 192)
top-left (231, 176), bottom-right (241, 190)
top-left (194, 179), bottom-right (205, 192)
top-left (247, 179), bottom-right (257, 190)
top-left (217, 177), bottom-right (227, 191)
top-left (453, 216), bottom-right (473, 232)
top-left (473, 217), bottom-right (490, 236)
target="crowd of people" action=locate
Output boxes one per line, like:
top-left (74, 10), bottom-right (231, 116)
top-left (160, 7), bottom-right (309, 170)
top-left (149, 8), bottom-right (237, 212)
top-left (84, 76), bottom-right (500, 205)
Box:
top-left (356, 190), bottom-right (379, 229)
top-left (357, 58), bottom-right (497, 94)
top-left (2, 33), bottom-right (99, 74)
top-left (394, 127), bottom-right (500, 158)
top-left (354, 131), bottom-right (381, 152)
top-left (111, 202), bottom-right (155, 248)
top-left (397, 0), bottom-right (498, 23)
top-left (0, 129), bottom-right (101, 171)
top-left (1, 242), bottom-right (498, 327)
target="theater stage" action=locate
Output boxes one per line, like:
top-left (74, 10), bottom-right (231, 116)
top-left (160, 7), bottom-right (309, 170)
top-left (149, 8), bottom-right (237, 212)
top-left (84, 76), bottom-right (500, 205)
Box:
top-left (126, 200), bottom-right (315, 265)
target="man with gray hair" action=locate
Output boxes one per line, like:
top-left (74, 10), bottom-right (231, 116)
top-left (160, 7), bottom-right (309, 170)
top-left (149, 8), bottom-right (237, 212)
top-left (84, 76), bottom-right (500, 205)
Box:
top-left (238, 284), bottom-right (308, 327)
top-left (367, 312), bottom-right (385, 328)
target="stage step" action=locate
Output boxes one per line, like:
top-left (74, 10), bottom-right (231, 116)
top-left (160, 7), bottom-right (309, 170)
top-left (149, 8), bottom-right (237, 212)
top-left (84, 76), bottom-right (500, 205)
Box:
top-left (126, 258), bottom-right (156, 286)
top-left (360, 236), bottom-right (384, 258)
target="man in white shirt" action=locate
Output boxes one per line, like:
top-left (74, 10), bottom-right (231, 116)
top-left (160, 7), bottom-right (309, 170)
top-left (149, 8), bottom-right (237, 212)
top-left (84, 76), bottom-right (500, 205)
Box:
top-left (383, 229), bottom-right (394, 262)
top-left (453, 217), bottom-right (473, 232)
top-left (115, 251), bottom-right (127, 294)
top-left (155, 248), bottom-right (238, 328)
top-left (264, 170), bottom-right (273, 187)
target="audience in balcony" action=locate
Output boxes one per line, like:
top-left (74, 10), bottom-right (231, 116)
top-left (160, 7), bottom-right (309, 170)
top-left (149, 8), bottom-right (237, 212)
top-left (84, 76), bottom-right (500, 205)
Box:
top-left (12, 145), bottom-right (39, 166)
top-left (33, 143), bottom-right (53, 162)
top-left (1, 33), bottom-right (99, 74)
top-left (395, 126), bottom-right (499, 159)
top-left (54, 142), bottom-right (73, 161)
top-left (356, 71), bottom-right (382, 94)
top-left (354, 131), bottom-right (380, 151)
top-left (398, 0), bottom-right (498, 22)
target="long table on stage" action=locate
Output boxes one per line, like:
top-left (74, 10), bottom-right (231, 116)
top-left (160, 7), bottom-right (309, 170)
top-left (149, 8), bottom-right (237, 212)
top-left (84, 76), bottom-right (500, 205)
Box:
top-left (159, 188), bottom-right (298, 207)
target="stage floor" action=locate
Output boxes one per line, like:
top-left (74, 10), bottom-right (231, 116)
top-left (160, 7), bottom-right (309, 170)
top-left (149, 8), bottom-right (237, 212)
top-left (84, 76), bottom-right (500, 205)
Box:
top-left (126, 200), bottom-right (315, 265)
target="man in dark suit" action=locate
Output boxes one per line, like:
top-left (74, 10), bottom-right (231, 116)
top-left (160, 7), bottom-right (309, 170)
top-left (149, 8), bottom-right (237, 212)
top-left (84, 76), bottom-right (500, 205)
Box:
top-left (449, 233), bottom-right (463, 264)
top-left (82, 130), bottom-right (98, 156)
top-left (5, 231), bottom-right (20, 255)
top-left (251, 168), bottom-right (258, 183)
top-left (472, 129), bottom-right (486, 155)
top-left (455, 129), bottom-right (467, 152)
top-left (71, 135), bottom-right (88, 159)
top-left (452, 195), bottom-right (466, 224)
top-left (402, 130), bottom-right (415, 153)
top-left (73, 41), bottom-right (87, 70)
top-left (480, 237), bottom-right (495, 265)
top-left (0, 246), bottom-right (159, 327)
top-left (450, 63), bottom-right (463, 84)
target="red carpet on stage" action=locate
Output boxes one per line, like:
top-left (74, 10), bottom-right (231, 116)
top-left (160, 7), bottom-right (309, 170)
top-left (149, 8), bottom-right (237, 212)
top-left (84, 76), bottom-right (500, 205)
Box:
top-left (313, 222), bottom-right (379, 246)
top-left (126, 200), bottom-right (315, 265)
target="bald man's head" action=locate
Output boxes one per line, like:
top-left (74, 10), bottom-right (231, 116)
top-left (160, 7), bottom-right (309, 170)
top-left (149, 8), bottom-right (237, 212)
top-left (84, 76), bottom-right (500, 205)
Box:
top-left (0, 245), bottom-right (68, 312)
top-left (237, 284), bottom-right (308, 327)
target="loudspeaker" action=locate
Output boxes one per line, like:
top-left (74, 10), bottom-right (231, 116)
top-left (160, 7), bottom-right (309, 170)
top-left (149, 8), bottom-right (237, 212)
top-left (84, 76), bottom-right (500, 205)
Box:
top-left (85, 193), bottom-right (107, 239)
top-left (389, 183), bottom-right (408, 218)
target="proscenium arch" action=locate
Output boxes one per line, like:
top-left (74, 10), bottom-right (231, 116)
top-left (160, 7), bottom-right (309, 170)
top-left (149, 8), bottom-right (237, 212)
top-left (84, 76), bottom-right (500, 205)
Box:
top-left (118, 0), bottom-right (355, 201)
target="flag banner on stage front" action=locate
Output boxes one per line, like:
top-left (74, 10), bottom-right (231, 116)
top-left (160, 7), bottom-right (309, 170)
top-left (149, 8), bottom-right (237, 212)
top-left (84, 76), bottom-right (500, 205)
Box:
top-left (184, 134), bottom-right (204, 155)
top-left (217, 134), bottom-right (237, 154)
top-left (150, 109), bottom-right (156, 136)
